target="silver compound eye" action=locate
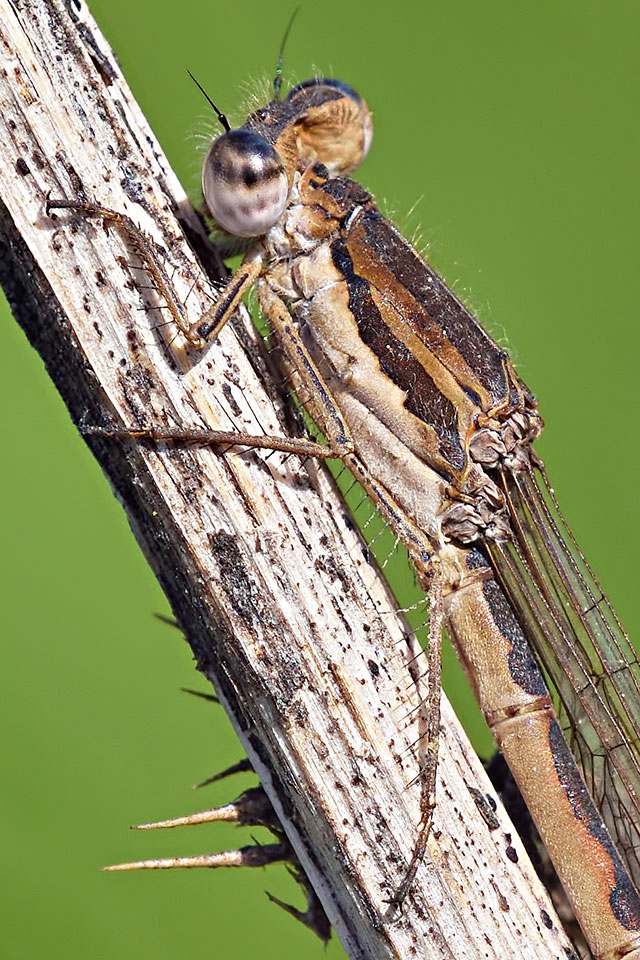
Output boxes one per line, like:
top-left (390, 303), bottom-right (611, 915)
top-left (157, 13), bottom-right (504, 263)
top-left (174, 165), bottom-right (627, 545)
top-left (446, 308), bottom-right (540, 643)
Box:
top-left (202, 129), bottom-right (289, 238)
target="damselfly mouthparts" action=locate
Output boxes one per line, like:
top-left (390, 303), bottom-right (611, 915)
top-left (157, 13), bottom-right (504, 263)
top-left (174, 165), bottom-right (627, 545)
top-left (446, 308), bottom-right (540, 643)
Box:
top-left (45, 55), bottom-right (640, 958)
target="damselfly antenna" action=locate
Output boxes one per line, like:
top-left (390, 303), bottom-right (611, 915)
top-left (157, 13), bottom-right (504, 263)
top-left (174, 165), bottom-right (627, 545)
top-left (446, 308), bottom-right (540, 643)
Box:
top-left (273, 7), bottom-right (300, 99)
top-left (187, 70), bottom-right (230, 133)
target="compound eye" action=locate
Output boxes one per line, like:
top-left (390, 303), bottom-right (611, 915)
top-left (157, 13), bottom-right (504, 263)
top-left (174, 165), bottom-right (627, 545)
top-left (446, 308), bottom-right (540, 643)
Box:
top-left (202, 130), bottom-right (289, 237)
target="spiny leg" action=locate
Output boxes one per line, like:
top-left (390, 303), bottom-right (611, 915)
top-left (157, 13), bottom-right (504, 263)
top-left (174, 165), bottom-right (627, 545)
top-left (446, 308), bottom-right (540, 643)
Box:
top-left (225, 289), bottom-right (445, 856)
top-left (326, 448), bottom-right (444, 905)
top-left (390, 568), bottom-right (444, 909)
top-left (84, 423), bottom-right (343, 460)
top-left (45, 196), bottom-right (259, 348)
top-left (257, 280), bottom-right (355, 458)
top-left (46, 197), bottom-right (201, 343)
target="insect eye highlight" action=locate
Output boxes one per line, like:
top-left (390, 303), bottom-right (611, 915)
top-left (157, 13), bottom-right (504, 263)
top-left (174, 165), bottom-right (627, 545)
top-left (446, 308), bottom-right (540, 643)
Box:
top-left (202, 129), bottom-right (289, 238)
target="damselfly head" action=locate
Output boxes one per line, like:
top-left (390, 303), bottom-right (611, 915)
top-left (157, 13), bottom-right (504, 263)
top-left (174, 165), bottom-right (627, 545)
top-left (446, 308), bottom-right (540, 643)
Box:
top-left (201, 77), bottom-right (372, 238)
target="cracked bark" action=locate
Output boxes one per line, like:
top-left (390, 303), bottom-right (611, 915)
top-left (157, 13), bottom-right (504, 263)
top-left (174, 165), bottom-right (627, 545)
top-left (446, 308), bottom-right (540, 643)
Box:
top-left (0, 1), bottom-right (576, 958)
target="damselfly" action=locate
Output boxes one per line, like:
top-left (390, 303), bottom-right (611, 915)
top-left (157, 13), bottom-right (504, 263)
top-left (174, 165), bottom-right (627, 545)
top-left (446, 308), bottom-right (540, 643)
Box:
top-left (45, 46), bottom-right (640, 959)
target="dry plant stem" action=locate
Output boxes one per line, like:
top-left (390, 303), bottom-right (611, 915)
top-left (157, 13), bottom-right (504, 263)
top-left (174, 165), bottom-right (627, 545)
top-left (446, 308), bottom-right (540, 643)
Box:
top-left (0, 2), bottom-right (576, 958)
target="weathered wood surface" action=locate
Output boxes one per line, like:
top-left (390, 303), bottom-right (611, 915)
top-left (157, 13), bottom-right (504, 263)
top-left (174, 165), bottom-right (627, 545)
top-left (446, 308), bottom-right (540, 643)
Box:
top-left (0, 1), bottom-right (575, 957)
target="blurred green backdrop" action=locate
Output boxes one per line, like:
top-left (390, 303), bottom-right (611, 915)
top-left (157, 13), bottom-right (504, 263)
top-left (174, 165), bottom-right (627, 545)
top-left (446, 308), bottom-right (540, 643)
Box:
top-left (2, 1), bottom-right (638, 957)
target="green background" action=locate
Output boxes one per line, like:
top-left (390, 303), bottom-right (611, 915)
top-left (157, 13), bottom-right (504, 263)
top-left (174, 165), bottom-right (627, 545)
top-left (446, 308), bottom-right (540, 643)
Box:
top-left (2, 1), bottom-right (638, 957)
